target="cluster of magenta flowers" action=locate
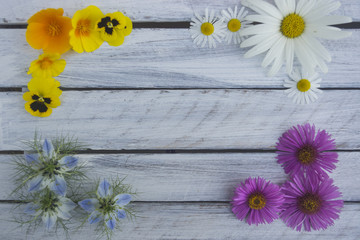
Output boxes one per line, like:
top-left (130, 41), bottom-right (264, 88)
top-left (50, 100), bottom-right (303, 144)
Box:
top-left (12, 136), bottom-right (134, 239)
top-left (232, 123), bottom-right (343, 232)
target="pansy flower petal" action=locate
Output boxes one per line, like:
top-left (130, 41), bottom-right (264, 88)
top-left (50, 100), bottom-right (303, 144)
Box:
top-left (97, 179), bottom-right (112, 197)
top-left (59, 156), bottom-right (79, 169)
top-left (114, 194), bottom-right (132, 207)
top-left (78, 198), bottom-right (99, 212)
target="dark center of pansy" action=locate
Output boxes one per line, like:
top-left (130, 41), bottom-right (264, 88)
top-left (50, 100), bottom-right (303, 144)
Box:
top-left (30, 95), bottom-right (52, 113)
top-left (248, 193), bottom-right (266, 210)
top-left (298, 193), bottom-right (321, 214)
top-left (297, 145), bottom-right (317, 165)
top-left (98, 17), bottom-right (120, 35)
top-left (99, 198), bottom-right (116, 214)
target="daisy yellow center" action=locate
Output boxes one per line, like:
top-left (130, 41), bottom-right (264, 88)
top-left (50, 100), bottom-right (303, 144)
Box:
top-left (298, 193), bottom-right (321, 214)
top-left (75, 19), bottom-right (91, 37)
top-left (38, 57), bottom-right (53, 70)
top-left (201, 22), bottom-right (214, 36)
top-left (281, 13), bottom-right (305, 38)
top-left (297, 79), bottom-right (311, 92)
top-left (47, 21), bottom-right (62, 37)
top-left (228, 19), bottom-right (241, 32)
top-left (297, 145), bottom-right (316, 165)
top-left (248, 193), bottom-right (266, 210)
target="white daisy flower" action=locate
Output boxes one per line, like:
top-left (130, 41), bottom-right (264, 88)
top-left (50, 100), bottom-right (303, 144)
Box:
top-left (221, 6), bottom-right (250, 44)
top-left (189, 8), bottom-right (226, 48)
top-left (240, 0), bottom-right (352, 76)
top-left (284, 69), bottom-right (322, 104)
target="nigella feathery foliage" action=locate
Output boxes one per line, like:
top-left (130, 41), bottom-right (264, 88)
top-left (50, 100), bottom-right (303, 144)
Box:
top-left (11, 133), bottom-right (87, 197)
top-left (10, 133), bottom-right (88, 235)
top-left (78, 178), bottom-right (137, 240)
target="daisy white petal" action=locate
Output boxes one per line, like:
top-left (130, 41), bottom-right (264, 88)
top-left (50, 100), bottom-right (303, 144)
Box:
top-left (240, 0), bottom-right (352, 75)
top-left (189, 8), bottom-right (226, 48)
top-left (284, 69), bottom-right (322, 104)
top-left (221, 6), bottom-right (250, 44)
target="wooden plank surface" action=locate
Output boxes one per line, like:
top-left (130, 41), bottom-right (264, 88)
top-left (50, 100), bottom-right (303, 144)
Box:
top-left (0, 29), bottom-right (358, 88)
top-left (0, 202), bottom-right (359, 240)
top-left (1, 0), bottom-right (359, 23)
top-left (1, 152), bottom-right (359, 201)
top-left (0, 90), bottom-right (359, 151)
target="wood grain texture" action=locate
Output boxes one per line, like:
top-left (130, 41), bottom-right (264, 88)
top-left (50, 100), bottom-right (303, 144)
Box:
top-left (1, 0), bottom-right (359, 23)
top-left (1, 152), bottom-right (359, 201)
top-left (0, 90), bottom-right (359, 151)
top-left (0, 29), bottom-right (358, 88)
top-left (0, 202), bottom-right (359, 240)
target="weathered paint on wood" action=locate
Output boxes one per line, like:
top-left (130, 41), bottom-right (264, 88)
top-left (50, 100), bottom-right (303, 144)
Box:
top-left (1, 152), bottom-right (359, 201)
top-left (0, 29), bottom-right (358, 88)
top-left (0, 90), bottom-right (359, 150)
top-left (0, 202), bottom-right (359, 240)
top-left (1, 0), bottom-right (359, 23)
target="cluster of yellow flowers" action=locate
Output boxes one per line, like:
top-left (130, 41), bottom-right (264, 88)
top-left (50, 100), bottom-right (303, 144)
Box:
top-left (23, 6), bottom-right (133, 117)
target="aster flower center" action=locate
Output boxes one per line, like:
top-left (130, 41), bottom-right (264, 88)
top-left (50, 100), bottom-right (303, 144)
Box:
top-left (75, 19), bottom-right (91, 37)
top-left (297, 79), bottom-right (311, 92)
top-left (248, 193), bottom-right (266, 210)
top-left (201, 22), bottom-right (214, 36)
top-left (99, 198), bottom-right (116, 214)
top-left (298, 193), bottom-right (321, 214)
top-left (48, 21), bottom-right (62, 37)
top-left (228, 19), bottom-right (241, 32)
top-left (297, 145), bottom-right (316, 164)
top-left (40, 191), bottom-right (60, 212)
top-left (281, 13), bottom-right (305, 39)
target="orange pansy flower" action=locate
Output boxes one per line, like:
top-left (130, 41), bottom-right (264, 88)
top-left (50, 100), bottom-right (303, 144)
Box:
top-left (26, 8), bottom-right (72, 54)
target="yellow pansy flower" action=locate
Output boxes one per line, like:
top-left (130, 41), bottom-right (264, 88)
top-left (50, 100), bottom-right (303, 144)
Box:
top-left (23, 77), bottom-right (62, 117)
top-left (27, 53), bottom-right (66, 78)
top-left (96, 12), bottom-right (133, 46)
top-left (69, 5), bottom-right (104, 53)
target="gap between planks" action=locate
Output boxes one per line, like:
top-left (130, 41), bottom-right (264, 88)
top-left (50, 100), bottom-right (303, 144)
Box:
top-left (0, 149), bottom-right (359, 155)
top-left (0, 22), bottom-right (359, 29)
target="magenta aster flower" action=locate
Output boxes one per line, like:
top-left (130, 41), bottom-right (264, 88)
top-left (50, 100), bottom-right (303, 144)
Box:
top-left (280, 174), bottom-right (343, 231)
top-left (276, 124), bottom-right (338, 179)
top-left (232, 177), bottom-right (284, 225)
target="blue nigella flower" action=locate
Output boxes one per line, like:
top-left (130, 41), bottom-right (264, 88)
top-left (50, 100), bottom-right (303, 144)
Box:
top-left (26, 139), bottom-right (79, 196)
top-left (78, 179), bottom-right (132, 230)
top-left (24, 191), bottom-right (77, 231)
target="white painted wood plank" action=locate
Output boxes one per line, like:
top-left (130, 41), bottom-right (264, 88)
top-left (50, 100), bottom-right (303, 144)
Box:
top-left (0, 202), bottom-right (359, 240)
top-left (1, 152), bottom-right (359, 201)
top-left (0, 90), bottom-right (359, 150)
top-left (0, 29), bottom-right (358, 88)
top-left (0, 0), bottom-right (359, 23)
